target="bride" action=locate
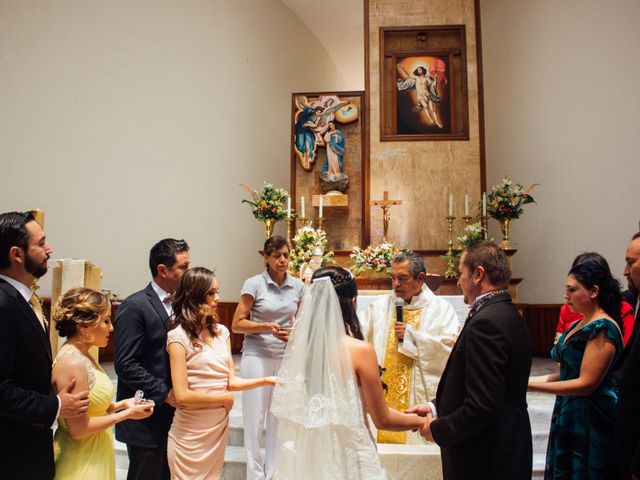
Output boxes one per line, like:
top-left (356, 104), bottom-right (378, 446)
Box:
top-left (271, 267), bottom-right (424, 479)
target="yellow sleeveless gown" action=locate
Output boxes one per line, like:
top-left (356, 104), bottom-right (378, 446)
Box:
top-left (53, 351), bottom-right (116, 480)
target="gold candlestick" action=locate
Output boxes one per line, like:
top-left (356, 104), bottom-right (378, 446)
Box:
top-left (286, 217), bottom-right (294, 245)
top-left (480, 215), bottom-right (489, 240)
top-left (317, 217), bottom-right (324, 231)
top-left (296, 216), bottom-right (312, 229)
top-left (445, 215), bottom-right (459, 278)
top-left (462, 215), bottom-right (472, 226)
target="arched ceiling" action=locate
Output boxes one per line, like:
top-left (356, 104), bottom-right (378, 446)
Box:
top-left (279, 0), bottom-right (364, 89)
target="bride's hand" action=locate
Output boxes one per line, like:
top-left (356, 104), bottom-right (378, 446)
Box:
top-left (405, 404), bottom-right (431, 417)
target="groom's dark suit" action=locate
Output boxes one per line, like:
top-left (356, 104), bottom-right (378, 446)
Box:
top-left (0, 278), bottom-right (59, 479)
top-left (430, 291), bottom-right (532, 480)
top-left (616, 289), bottom-right (640, 478)
top-left (115, 282), bottom-right (174, 479)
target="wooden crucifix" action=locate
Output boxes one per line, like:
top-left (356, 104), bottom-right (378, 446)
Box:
top-left (369, 191), bottom-right (402, 242)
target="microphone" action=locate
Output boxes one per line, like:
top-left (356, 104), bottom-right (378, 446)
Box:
top-left (395, 298), bottom-right (405, 342)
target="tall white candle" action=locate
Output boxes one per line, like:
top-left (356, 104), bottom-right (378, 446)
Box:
top-left (482, 192), bottom-right (487, 216)
top-left (448, 194), bottom-right (453, 216)
top-left (287, 197), bottom-right (291, 218)
top-left (319, 196), bottom-right (323, 218)
top-left (464, 194), bottom-right (469, 216)
top-left (301, 195), bottom-right (306, 218)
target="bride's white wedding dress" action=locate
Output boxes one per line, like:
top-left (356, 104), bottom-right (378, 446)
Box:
top-left (271, 278), bottom-right (388, 480)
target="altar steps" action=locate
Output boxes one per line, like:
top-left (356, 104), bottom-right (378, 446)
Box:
top-left (109, 358), bottom-right (555, 480)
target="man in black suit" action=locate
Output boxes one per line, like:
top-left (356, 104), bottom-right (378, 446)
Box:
top-left (0, 211), bottom-right (90, 479)
top-left (617, 232), bottom-right (640, 480)
top-left (115, 238), bottom-right (190, 480)
top-left (408, 241), bottom-right (532, 480)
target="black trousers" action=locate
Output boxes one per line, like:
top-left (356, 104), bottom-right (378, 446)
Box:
top-left (126, 444), bottom-right (170, 480)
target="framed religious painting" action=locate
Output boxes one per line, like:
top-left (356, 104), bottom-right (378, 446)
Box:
top-left (380, 25), bottom-right (469, 141)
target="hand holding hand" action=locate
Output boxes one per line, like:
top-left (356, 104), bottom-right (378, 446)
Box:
top-left (419, 413), bottom-right (435, 442)
top-left (59, 378), bottom-right (90, 418)
top-left (405, 404), bottom-right (432, 417)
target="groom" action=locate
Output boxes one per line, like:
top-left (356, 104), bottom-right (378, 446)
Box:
top-left (408, 241), bottom-right (532, 480)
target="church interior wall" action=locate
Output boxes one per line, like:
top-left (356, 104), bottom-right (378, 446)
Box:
top-left (367, 0), bottom-right (483, 254)
top-left (0, 0), bottom-right (347, 299)
top-left (480, 0), bottom-right (640, 303)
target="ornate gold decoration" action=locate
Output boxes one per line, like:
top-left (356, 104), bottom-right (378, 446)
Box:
top-left (263, 218), bottom-right (276, 239)
top-left (499, 218), bottom-right (512, 249)
top-left (377, 308), bottom-right (422, 444)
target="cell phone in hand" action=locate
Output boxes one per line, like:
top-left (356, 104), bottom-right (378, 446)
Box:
top-left (278, 324), bottom-right (293, 332)
top-left (134, 390), bottom-right (145, 404)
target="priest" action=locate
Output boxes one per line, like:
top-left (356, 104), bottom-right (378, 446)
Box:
top-left (361, 251), bottom-right (459, 444)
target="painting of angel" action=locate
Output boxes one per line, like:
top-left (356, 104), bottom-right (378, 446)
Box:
top-left (395, 54), bottom-right (453, 135)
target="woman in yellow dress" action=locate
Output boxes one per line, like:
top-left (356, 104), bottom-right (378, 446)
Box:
top-left (51, 287), bottom-right (155, 479)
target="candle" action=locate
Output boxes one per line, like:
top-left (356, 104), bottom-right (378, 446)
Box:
top-left (301, 195), bottom-right (306, 218)
top-left (287, 197), bottom-right (291, 218)
top-left (319, 196), bottom-right (323, 218)
top-left (482, 192), bottom-right (487, 216)
top-left (464, 194), bottom-right (469, 216)
top-left (448, 194), bottom-right (453, 217)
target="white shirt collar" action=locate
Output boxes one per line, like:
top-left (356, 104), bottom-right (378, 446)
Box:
top-left (0, 273), bottom-right (33, 303)
top-left (151, 280), bottom-right (173, 316)
top-left (151, 280), bottom-right (171, 303)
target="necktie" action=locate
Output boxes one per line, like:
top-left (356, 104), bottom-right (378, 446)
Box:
top-left (29, 294), bottom-right (47, 332)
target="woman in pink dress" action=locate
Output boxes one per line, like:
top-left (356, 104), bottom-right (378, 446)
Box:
top-left (167, 267), bottom-right (276, 479)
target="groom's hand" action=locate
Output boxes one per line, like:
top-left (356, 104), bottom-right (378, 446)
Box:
top-left (419, 413), bottom-right (434, 442)
top-left (405, 404), bottom-right (431, 417)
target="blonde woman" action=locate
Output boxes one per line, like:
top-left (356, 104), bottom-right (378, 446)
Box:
top-left (52, 288), bottom-right (155, 480)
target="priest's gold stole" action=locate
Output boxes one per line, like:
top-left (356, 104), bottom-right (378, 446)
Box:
top-left (377, 308), bottom-right (422, 444)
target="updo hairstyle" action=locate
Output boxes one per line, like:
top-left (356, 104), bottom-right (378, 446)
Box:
top-left (312, 266), bottom-right (363, 340)
top-left (53, 287), bottom-right (111, 338)
top-left (568, 252), bottom-right (623, 328)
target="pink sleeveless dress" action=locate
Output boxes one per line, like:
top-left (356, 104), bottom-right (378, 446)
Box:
top-left (167, 325), bottom-right (231, 479)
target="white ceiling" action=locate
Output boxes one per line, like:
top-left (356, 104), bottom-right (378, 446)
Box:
top-left (279, 0), bottom-right (365, 89)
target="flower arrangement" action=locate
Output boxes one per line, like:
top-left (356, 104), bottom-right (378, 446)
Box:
top-left (350, 243), bottom-right (405, 276)
top-left (289, 225), bottom-right (334, 276)
top-left (457, 222), bottom-right (485, 248)
top-left (241, 182), bottom-right (290, 221)
top-left (485, 176), bottom-right (537, 220)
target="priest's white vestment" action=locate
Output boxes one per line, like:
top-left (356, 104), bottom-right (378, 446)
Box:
top-left (360, 285), bottom-right (459, 444)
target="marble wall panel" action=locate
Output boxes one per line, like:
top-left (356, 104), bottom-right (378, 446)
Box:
top-left (368, 0), bottom-right (482, 250)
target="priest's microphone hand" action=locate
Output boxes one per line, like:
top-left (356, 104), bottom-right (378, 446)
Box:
top-left (394, 322), bottom-right (406, 341)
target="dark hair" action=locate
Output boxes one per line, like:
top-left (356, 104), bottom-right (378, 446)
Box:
top-left (264, 235), bottom-right (289, 256)
top-left (312, 266), bottom-right (363, 340)
top-left (149, 238), bottom-right (189, 278)
top-left (568, 253), bottom-right (622, 327)
top-left (632, 232), bottom-right (640, 241)
top-left (391, 251), bottom-right (426, 279)
top-left (169, 267), bottom-right (218, 347)
top-left (413, 66), bottom-right (427, 76)
top-left (53, 287), bottom-right (111, 338)
top-left (462, 241), bottom-right (511, 287)
top-left (0, 211), bottom-right (35, 269)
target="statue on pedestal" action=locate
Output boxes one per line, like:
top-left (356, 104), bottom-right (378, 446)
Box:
top-left (320, 122), bottom-right (349, 195)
